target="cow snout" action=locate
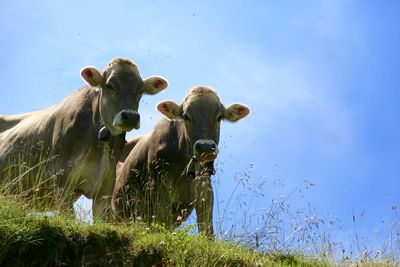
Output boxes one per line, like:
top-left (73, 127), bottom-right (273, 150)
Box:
top-left (120, 110), bottom-right (139, 122)
top-left (113, 110), bottom-right (140, 131)
top-left (193, 139), bottom-right (219, 162)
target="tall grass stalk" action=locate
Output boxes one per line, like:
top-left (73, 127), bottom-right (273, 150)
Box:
top-left (209, 162), bottom-right (400, 265)
top-left (1, 149), bottom-right (399, 265)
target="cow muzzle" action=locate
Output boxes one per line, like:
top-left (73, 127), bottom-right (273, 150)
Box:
top-left (184, 139), bottom-right (219, 178)
top-left (113, 110), bottom-right (140, 132)
top-left (193, 139), bottom-right (219, 162)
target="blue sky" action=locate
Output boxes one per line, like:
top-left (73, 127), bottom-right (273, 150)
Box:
top-left (1, 0), bottom-right (399, 252)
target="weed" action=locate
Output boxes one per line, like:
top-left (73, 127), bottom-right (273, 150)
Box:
top-left (1, 152), bottom-right (399, 265)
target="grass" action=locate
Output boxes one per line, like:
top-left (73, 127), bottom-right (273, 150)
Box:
top-left (209, 164), bottom-right (400, 266)
top-left (0, 196), bottom-right (326, 266)
top-left (0, 155), bottom-right (398, 266)
top-left (0, 143), bottom-right (68, 212)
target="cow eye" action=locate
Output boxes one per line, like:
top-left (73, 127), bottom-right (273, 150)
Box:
top-left (182, 114), bottom-right (190, 121)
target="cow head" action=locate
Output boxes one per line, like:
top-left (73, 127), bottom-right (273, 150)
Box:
top-left (157, 86), bottom-right (249, 177)
top-left (81, 58), bottom-right (168, 136)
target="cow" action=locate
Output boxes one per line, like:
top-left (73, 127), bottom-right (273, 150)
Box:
top-left (0, 58), bottom-right (168, 219)
top-left (112, 86), bottom-right (249, 238)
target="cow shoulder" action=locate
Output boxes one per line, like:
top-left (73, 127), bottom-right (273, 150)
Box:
top-left (51, 87), bottom-right (97, 147)
top-left (148, 119), bottom-right (187, 176)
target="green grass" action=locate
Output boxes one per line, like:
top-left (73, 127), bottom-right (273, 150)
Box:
top-left (0, 197), bottom-right (328, 267)
top-left (1, 156), bottom-right (398, 266)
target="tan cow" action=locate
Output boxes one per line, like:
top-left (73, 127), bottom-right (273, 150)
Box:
top-left (0, 58), bottom-right (168, 218)
top-left (112, 86), bottom-right (249, 238)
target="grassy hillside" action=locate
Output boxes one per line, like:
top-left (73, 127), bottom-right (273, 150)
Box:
top-left (0, 197), bottom-right (328, 267)
top-left (0, 163), bottom-right (397, 266)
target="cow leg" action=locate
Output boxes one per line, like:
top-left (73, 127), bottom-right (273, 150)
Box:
top-left (92, 195), bottom-right (112, 221)
top-left (194, 175), bottom-right (214, 239)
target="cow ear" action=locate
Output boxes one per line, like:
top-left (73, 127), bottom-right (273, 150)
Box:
top-left (143, 76), bottom-right (168, 95)
top-left (81, 67), bottom-right (103, 87)
top-left (223, 103), bottom-right (250, 122)
top-left (157, 100), bottom-right (180, 120)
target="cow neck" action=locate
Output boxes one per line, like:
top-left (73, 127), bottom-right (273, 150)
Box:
top-left (176, 120), bottom-right (193, 177)
top-left (177, 120), bottom-right (192, 162)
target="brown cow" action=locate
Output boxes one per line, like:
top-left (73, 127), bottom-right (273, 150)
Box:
top-left (0, 58), bottom-right (168, 218)
top-left (112, 86), bottom-right (249, 237)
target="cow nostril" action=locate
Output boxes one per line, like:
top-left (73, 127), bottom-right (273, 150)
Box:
top-left (121, 111), bottom-right (129, 120)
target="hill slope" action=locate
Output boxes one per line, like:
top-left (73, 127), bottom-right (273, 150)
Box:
top-left (0, 198), bottom-right (326, 267)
